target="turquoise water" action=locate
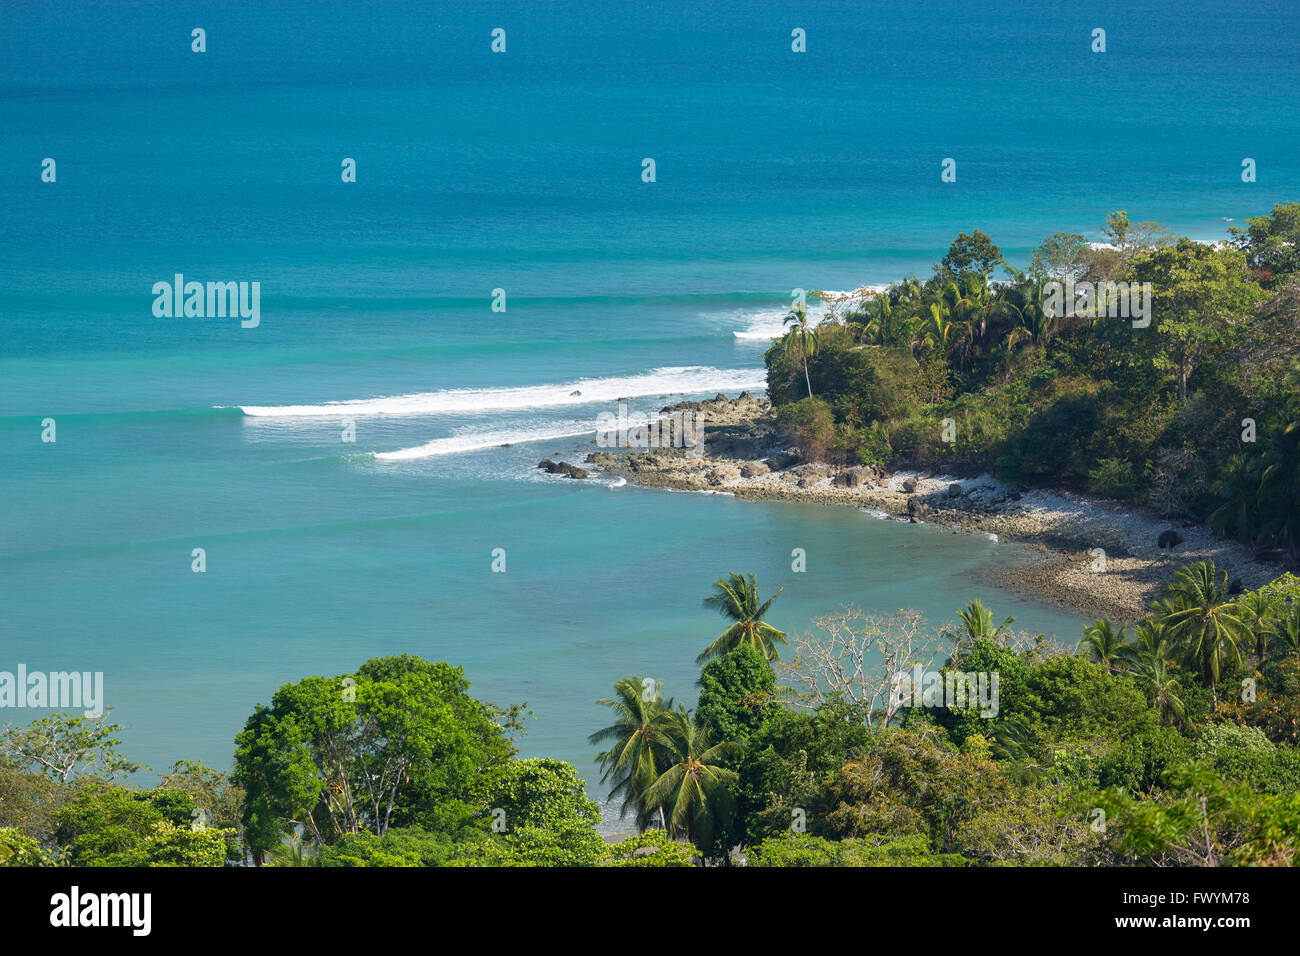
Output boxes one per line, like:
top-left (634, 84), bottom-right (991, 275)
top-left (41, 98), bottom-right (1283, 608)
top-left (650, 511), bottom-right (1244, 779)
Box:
top-left (3, 0), bottom-right (1298, 794)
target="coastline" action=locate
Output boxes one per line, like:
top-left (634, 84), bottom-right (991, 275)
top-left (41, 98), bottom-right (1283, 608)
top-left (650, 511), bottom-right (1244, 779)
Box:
top-left (575, 392), bottom-right (1284, 623)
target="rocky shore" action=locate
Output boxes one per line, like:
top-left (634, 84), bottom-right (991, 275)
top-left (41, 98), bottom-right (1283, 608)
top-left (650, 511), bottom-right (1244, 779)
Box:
top-left (560, 392), bottom-right (1285, 622)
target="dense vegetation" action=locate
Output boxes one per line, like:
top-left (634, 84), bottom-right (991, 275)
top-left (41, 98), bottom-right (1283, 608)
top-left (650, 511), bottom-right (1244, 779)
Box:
top-left (767, 205), bottom-right (1300, 564)
top-left (5, 563), bottom-right (1298, 867)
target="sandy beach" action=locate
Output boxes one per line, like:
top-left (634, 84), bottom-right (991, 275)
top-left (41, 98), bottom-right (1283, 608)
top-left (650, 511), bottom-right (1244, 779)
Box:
top-left (568, 393), bottom-right (1285, 622)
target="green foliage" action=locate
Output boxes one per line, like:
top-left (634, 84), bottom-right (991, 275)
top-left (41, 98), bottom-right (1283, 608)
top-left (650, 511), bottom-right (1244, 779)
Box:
top-left (52, 780), bottom-right (229, 867)
top-left (0, 712), bottom-right (141, 784)
top-left (1087, 458), bottom-right (1142, 499)
top-left (0, 827), bottom-right (59, 867)
top-left (747, 833), bottom-right (967, 867)
top-left (774, 396), bottom-right (837, 463)
top-left (604, 829), bottom-right (698, 867)
top-left (233, 655), bottom-right (514, 853)
top-left (476, 758), bottom-right (600, 832)
top-left (696, 645), bottom-right (776, 747)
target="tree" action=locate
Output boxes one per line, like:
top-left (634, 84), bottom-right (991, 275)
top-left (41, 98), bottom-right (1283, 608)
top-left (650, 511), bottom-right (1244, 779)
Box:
top-left (697, 573), bottom-right (787, 663)
top-left (643, 709), bottom-right (739, 848)
top-left (589, 677), bottom-right (672, 831)
top-left (1079, 619), bottom-right (1131, 671)
top-left (1100, 210), bottom-right (1173, 261)
top-left (1129, 656), bottom-right (1187, 727)
top-left (478, 758), bottom-right (600, 833)
top-left (233, 655), bottom-right (514, 856)
top-left (1130, 239), bottom-right (1265, 402)
top-left (1030, 231), bottom-right (1091, 284)
top-left (938, 230), bottom-right (1003, 282)
top-left (777, 608), bottom-right (948, 727)
top-left (53, 779), bottom-right (231, 867)
top-left (1154, 561), bottom-right (1249, 693)
top-left (950, 599), bottom-right (1014, 646)
top-left (0, 711), bottom-right (140, 784)
top-left (1229, 201), bottom-right (1300, 282)
top-left (782, 303), bottom-right (820, 398)
top-left (696, 645), bottom-right (775, 746)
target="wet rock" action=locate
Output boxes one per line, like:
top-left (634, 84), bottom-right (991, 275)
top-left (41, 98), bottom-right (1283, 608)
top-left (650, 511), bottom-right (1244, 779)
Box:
top-left (538, 460), bottom-right (589, 479)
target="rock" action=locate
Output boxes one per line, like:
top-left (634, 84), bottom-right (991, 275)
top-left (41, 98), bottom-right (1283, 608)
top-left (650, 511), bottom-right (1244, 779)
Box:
top-left (947, 483), bottom-right (962, 498)
top-left (834, 466), bottom-right (873, 488)
top-left (902, 477), bottom-right (919, 493)
top-left (1157, 529), bottom-right (1183, 550)
top-left (570, 390), bottom-right (581, 396)
top-left (706, 464), bottom-right (741, 484)
top-left (740, 461), bottom-right (770, 478)
top-left (1228, 578), bottom-right (1244, 595)
top-left (538, 460), bottom-right (588, 479)
top-left (585, 452), bottom-right (617, 467)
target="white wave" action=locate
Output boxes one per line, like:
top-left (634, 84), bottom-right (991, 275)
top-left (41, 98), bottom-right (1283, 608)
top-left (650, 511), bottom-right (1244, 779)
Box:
top-left (606, 477), bottom-right (627, 488)
top-left (236, 366), bottom-right (767, 418)
top-left (375, 425), bottom-right (589, 461)
top-left (729, 287), bottom-right (889, 340)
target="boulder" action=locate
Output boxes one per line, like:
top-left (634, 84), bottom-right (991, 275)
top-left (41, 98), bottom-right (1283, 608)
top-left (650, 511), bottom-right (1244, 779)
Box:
top-left (740, 461), bottom-right (771, 478)
top-left (947, 483), bottom-right (962, 498)
top-left (834, 466), bottom-right (873, 488)
top-left (1157, 529), bottom-right (1183, 550)
top-left (537, 460), bottom-right (589, 479)
top-left (901, 477), bottom-right (919, 493)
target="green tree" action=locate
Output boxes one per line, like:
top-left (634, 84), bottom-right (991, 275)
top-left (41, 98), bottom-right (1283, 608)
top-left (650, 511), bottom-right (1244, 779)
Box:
top-left (696, 645), bottom-right (776, 746)
top-left (1155, 561), bottom-right (1249, 693)
top-left (1229, 201), bottom-right (1300, 282)
top-left (643, 709), bottom-right (740, 849)
top-left (0, 711), bottom-right (140, 784)
top-left (697, 573), bottom-right (787, 663)
top-left (589, 677), bottom-right (672, 831)
top-left (233, 655), bottom-right (514, 856)
top-left (1079, 619), bottom-right (1131, 671)
top-left (1130, 239), bottom-right (1265, 402)
top-left (477, 758), bottom-right (599, 832)
top-left (782, 303), bottom-right (820, 398)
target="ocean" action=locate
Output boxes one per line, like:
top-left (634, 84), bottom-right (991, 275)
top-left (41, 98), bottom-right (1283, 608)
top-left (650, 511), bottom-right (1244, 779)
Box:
top-left (2, 0), bottom-right (1298, 803)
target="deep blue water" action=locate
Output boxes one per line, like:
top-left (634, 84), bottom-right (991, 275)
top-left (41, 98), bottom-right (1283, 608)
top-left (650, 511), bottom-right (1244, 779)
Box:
top-left (2, 0), bottom-right (1297, 806)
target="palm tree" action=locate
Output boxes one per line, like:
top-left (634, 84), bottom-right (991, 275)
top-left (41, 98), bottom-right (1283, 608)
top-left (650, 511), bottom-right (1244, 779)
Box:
top-left (588, 677), bottom-right (673, 830)
top-left (1275, 601), bottom-right (1300, 656)
top-left (782, 303), bottom-right (819, 398)
top-left (1078, 618), bottom-right (1131, 671)
top-left (1130, 655), bottom-right (1187, 728)
top-left (953, 599), bottom-right (1014, 645)
top-left (1234, 590), bottom-right (1278, 660)
top-left (697, 573), bottom-right (787, 663)
top-left (1122, 618), bottom-right (1175, 668)
top-left (1155, 561), bottom-right (1250, 694)
top-left (1208, 454), bottom-right (1266, 544)
top-left (642, 708), bottom-right (740, 848)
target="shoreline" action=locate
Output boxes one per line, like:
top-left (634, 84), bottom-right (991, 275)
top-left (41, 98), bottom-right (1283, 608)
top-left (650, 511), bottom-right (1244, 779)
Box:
top-left (570, 392), bottom-right (1285, 623)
